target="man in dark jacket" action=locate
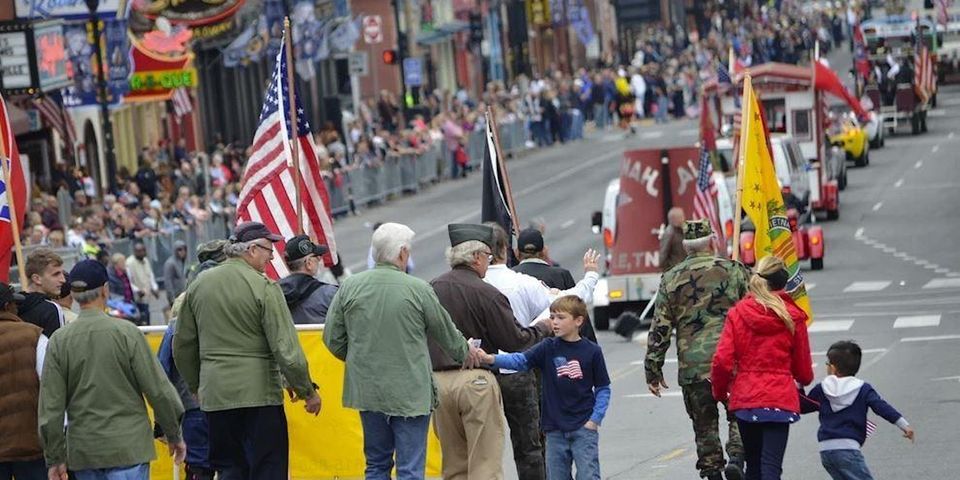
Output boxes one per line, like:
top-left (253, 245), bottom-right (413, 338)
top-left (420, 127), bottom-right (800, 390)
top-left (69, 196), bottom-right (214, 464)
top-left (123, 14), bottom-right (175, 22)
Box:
top-left (17, 248), bottom-right (66, 338)
top-left (659, 207), bottom-right (687, 272)
top-left (279, 235), bottom-right (337, 324)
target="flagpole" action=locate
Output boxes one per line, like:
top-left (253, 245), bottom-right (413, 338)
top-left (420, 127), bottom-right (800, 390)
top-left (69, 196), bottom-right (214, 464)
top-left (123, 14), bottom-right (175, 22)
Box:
top-left (732, 75), bottom-right (751, 262)
top-left (486, 107), bottom-right (520, 235)
top-left (0, 114), bottom-right (27, 288)
top-left (284, 17), bottom-right (303, 235)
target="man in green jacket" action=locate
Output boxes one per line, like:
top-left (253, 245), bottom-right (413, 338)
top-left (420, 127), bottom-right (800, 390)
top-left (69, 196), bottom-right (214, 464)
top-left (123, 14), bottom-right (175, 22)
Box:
top-left (324, 222), bottom-right (482, 480)
top-left (174, 222), bottom-right (321, 479)
top-left (38, 260), bottom-right (186, 480)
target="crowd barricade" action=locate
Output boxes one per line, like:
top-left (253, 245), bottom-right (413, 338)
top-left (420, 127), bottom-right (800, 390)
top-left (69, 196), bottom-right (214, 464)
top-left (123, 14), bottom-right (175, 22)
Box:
top-left (141, 325), bottom-right (444, 479)
top-left (417, 143), bottom-right (441, 185)
top-left (466, 128), bottom-right (486, 170)
top-left (398, 152), bottom-right (419, 193)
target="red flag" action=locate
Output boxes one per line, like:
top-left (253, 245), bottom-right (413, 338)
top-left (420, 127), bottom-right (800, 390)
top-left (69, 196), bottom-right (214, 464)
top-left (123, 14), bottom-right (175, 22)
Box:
top-left (814, 61), bottom-right (869, 119)
top-left (0, 94), bottom-right (28, 283)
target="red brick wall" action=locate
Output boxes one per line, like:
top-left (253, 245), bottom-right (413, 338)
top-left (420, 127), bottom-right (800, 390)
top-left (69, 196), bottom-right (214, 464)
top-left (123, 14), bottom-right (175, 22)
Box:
top-left (352, 0), bottom-right (403, 101)
top-left (0, 0), bottom-right (15, 20)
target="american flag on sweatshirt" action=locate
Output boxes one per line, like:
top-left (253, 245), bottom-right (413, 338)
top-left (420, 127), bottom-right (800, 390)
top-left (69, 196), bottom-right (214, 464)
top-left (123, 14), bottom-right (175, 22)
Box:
top-left (556, 359), bottom-right (583, 380)
top-left (236, 37), bottom-right (337, 280)
top-left (866, 419), bottom-right (877, 438)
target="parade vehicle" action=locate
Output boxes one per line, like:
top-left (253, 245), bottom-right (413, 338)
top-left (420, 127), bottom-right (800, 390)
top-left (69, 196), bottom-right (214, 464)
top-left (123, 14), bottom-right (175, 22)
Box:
top-left (717, 62), bottom-right (844, 219)
top-left (938, 13), bottom-right (960, 82)
top-left (861, 16), bottom-right (937, 134)
top-left (827, 113), bottom-right (872, 167)
top-left (715, 135), bottom-right (826, 271)
top-left (589, 146), bottom-right (706, 331)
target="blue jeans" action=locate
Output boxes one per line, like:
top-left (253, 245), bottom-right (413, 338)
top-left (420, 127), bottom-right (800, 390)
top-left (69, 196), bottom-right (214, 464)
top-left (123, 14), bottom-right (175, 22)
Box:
top-left (545, 428), bottom-right (600, 480)
top-left (531, 120), bottom-right (548, 146)
top-left (821, 449), bottom-right (874, 480)
top-left (73, 464), bottom-right (148, 480)
top-left (359, 411), bottom-right (431, 480)
top-left (592, 104), bottom-right (608, 129)
top-left (0, 459), bottom-right (46, 480)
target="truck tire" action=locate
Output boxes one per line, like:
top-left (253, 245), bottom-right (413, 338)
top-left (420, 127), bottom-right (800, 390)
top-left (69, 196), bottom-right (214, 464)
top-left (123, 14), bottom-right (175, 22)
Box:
top-left (855, 150), bottom-right (867, 167)
top-left (839, 169), bottom-right (848, 190)
top-left (826, 208), bottom-right (839, 221)
top-left (811, 257), bottom-right (824, 271)
top-left (593, 306), bottom-right (610, 331)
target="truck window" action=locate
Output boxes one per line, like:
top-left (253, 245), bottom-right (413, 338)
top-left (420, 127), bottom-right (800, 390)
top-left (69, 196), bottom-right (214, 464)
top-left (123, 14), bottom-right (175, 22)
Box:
top-left (771, 142), bottom-right (790, 189)
top-left (792, 109), bottom-right (812, 141)
top-left (761, 99), bottom-right (787, 133)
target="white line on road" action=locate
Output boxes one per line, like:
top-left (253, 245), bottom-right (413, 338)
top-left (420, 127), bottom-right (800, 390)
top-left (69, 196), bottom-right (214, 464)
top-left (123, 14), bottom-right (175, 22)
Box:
top-left (624, 391), bottom-right (684, 398)
top-left (854, 227), bottom-right (864, 238)
top-left (881, 247), bottom-right (896, 254)
top-left (806, 282), bottom-right (816, 290)
top-left (812, 348), bottom-right (887, 356)
top-left (894, 315), bottom-right (942, 329)
top-left (560, 219), bottom-right (575, 229)
top-left (894, 178), bottom-right (904, 188)
top-left (915, 160), bottom-right (924, 169)
top-left (931, 376), bottom-right (960, 382)
top-left (901, 334), bottom-right (960, 343)
top-left (641, 131), bottom-right (664, 139)
top-left (923, 278), bottom-right (960, 289)
top-left (631, 359), bottom-right (676, 365)
top-left (935, 268), bottom-right (950, 274)
top-left (808, 319), bottom-right (855, 333)
top-left (950, 132), bottom-right (956, 139)
top-left (872, 202), bottom-right (883, 211)
top-left (843, 281), bottom-right (891, 292)
top-left (932, 144), bottom-right (940, 153)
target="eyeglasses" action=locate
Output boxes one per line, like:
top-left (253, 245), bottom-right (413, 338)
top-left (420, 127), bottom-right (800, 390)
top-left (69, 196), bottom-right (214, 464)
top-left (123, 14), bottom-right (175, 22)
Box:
top-left (479, 250), bottom-right (493, 263)
top-left (252, 243), bottom-right (274, 254)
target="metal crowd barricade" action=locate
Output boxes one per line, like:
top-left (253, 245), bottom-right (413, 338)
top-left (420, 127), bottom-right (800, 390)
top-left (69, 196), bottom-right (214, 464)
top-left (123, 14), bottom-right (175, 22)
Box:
top-left (382, 154), bottom-right (403, 197)
top-left (325, 175), bottom-right (350, 216)
top-left (466, 129), bottom-right (485, 170)
top-left (417, 143), bottom-right (440, 184)
top-left (399, 153), bottom-right (419, 193)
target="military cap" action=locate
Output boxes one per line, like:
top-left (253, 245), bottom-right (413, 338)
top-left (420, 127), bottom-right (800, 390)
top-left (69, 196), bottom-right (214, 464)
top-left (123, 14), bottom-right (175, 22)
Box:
top-left (683, 219), bottom-right (713, 240)
top-left (447, 223), bottom-right (494, 249)
top-left (196, 239), bottom-right (229, 263)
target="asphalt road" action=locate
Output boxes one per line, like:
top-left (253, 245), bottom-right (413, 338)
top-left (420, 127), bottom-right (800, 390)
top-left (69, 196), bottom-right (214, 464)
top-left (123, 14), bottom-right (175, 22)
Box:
top-left (326, 49), bottom-right (959, 480)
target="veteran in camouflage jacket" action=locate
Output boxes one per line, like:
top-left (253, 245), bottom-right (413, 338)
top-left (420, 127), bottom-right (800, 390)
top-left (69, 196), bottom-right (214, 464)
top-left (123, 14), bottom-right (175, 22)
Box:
top-left (644, 219), bottom-right (750, 480)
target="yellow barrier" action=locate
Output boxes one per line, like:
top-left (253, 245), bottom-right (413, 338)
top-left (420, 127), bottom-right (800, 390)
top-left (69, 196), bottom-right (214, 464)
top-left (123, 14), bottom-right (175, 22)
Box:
top-left (143, 328), bottom-right (444, 479)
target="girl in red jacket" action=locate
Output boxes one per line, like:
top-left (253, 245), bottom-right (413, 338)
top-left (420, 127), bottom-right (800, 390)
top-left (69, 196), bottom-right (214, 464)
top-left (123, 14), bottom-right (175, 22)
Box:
top-left (711, 256), bottom-right (814, 480)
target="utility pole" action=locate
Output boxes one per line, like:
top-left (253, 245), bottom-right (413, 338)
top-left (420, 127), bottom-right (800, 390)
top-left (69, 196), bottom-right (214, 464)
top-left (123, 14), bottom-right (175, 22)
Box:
top-left (85, 0), bottom-right (117, 194)
top-left (392, 0), bottom-right (407, 126)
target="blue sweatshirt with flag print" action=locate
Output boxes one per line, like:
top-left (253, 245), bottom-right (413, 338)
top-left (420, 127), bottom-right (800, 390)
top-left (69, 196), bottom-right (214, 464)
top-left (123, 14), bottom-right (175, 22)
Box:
top-left (494, 337), bottom-right (611, 433)
top-left (801, 375), bottom-right (909, 451)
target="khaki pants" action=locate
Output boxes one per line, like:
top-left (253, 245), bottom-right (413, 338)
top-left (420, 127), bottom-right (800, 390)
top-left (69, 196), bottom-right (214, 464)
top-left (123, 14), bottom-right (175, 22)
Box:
top-left (432, 369), bottom-right (505, 480)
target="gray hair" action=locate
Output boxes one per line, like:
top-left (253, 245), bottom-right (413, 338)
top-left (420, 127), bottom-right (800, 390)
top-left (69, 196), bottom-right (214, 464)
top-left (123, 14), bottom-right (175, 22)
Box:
top-left (682, 236), bottom-right (713, 254)
top-left (224, 240), bottom-right (255, 258)
top-left (445, 240), bottom-right (487, 268)
top-left (371, 223), bottom-right (415, 264)
top-left (286, 256), bottom-right (309, 272)
top-left (74, 285), bottom-right (106, 305)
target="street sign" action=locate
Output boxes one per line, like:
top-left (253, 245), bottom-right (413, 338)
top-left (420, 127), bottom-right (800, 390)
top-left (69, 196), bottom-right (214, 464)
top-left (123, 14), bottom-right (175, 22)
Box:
top-left (362, 15), bottom-right (382, 44)
top-left (403, 57), bottom-right (422, 87)
top-left (348, 51), bottom-right (368, 76)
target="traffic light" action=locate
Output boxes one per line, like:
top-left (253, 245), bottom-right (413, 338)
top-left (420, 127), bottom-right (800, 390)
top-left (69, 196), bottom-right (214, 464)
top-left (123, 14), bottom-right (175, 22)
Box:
top-left (382, 49), bottom-right (398, 65)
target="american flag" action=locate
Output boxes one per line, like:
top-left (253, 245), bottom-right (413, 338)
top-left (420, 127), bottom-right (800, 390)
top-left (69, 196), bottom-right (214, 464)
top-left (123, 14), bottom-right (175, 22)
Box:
top-left (696, 95), bottom-right (724, 252)
top-left (236, 37), bottom-right (337, 280)
top-left (556, 359), bottom-right (583, 380)
top-left (717, 63), bottom-right (732, 85)
top-left (171, 87), bottom-right (192, 119)
top-left (866, 419), bottom-right (877, 438)
top-left (914, 25), bottom-right (935, 102)
top-left (32, 94), bottom-right (76, 153)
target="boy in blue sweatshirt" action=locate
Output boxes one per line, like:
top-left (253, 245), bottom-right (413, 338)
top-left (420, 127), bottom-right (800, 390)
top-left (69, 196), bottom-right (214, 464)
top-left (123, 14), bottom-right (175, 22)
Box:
top-left (481, 295), bottom-right (611, 480)
top-left (802, 340), bottom-right (915, 480)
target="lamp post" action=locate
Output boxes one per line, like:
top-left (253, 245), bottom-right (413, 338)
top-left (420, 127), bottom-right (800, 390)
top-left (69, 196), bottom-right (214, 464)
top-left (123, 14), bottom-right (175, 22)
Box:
top-left (84, 0), bottom-right (117, 194)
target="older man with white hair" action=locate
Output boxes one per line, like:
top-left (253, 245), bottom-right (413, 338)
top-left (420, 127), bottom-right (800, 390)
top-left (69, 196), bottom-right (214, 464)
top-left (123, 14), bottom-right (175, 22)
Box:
top-left (324, 222), bottom-right (482, 480)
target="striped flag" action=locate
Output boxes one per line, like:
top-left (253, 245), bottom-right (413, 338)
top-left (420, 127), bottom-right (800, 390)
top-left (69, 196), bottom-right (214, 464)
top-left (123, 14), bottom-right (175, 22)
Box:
top-left (33, 94), bottom-right (76, 151)
top-left (914, 23), bottom-right (935, 102)
top-left (695, 96), bottom-right (724, 252)
top-left (0, 93), bottom-right (29, 283)
top-left (866, 419), bottom-right (877, 438)
top-left (236, 36), bottom-right (337, 280)
top-left (555, 359), bottom-right (583, 380)
top-left (171, 87), bottom-right (192, 119)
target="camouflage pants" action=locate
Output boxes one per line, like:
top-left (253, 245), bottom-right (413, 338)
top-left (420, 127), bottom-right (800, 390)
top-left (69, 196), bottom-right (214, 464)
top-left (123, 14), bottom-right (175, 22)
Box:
top-left (497, 371), bottom-right (546, 480)
top-left (681, 380), bottom-right (744, 477)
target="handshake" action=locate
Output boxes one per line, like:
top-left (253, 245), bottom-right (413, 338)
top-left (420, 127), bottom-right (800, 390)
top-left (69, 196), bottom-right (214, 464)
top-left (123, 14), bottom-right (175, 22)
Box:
top-left (462, 338), bottom-right (497, 369)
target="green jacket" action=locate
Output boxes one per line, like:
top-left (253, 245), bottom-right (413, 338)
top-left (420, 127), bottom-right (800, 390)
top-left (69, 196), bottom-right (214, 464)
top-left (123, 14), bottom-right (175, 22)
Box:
top-left (38, 309), bottom-right (184, 470)
top-left (324, 264), bottom-right (469, 417)
top-left (645, 252), bottom-right (750, 386)
top-left (174, 258), bottom-right (314, 412)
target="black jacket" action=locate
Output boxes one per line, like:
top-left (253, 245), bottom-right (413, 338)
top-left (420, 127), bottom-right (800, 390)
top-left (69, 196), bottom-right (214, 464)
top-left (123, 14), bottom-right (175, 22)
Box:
top-left (511, 260), bottom-right (597, 343)
top-left (17, 292), bottom-right (63, 338)
top-left (279, 273), bottom-right (338, 324)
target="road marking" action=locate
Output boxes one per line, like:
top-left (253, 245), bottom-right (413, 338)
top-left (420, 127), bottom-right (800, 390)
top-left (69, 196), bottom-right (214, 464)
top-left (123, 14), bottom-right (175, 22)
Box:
top-left (854, 227), bottom-right (864, 238)
top-left (624, 391), bottom-right (684, 398)
top-left (915, 160), bottom-right (923, 169)
top-left (631, 358), bottom-right (676, 365)
top-left (950, 132), bottom-right (956, 139)
top-left (808, 319), bottom-right (855, 333)
top-left (843, 281), bottom-right (891, 292)
top-left (872, 202), bottom-right (883, 211)
top-left (901, 334), bottom-right (960, 343)
top-left (928, 109), bottom-right (946, 117)
top-left (932, 144), bottom-right (941, 153)
top-left (915, 259), bottom-right (932, 267)
top-left (923, 278), bottom-right (960, 289)
top-left (931, 375), bottom-right (960, 382)
top-left (893, 315), bottom-right (941, 329)
top-left (560, 219), bottom-right (575, 229)
top-left (812, 348), bottom-right (887, 356)
top-left (806, 282), bottom-right (816, 290)
top-left (660, 448), bottom-right (688, 461)
top-left (935, 268), bottom-right (950, 274)
top-left (641, 131), bottom-right (664, 139)
top-left (881, 246), bottom-right (896, 254)
top-left (894, 178), bottom-right (904, 188)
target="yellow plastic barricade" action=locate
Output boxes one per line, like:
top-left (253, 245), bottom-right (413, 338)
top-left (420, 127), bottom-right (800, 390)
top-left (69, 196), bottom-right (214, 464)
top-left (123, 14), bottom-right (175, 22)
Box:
top-left (142, 326), bottom-right (444, 479)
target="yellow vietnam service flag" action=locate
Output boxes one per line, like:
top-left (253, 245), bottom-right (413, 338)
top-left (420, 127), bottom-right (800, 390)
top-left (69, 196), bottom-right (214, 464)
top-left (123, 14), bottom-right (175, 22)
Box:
top-left (738, 76), bottom-right (813, 322)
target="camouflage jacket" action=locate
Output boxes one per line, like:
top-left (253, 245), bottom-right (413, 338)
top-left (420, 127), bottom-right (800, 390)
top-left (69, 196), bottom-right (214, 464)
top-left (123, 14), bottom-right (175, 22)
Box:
top-left (644, 252), bottom-right (750, 386)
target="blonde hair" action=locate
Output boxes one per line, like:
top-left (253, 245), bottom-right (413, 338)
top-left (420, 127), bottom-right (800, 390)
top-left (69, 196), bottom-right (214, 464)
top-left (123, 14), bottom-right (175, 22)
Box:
top-left (748, 256), bottom-right (794, 334)
top-left (550, 295), bottom-right (589, 324)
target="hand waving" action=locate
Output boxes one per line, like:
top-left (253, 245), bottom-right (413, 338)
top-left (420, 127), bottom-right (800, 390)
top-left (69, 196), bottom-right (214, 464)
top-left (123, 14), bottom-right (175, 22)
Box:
top-left (582, 249), bottom-right (602, 273)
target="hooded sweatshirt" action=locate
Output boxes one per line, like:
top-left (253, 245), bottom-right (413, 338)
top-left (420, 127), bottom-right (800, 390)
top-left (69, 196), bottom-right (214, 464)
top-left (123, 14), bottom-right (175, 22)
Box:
top-left (16, 293), bottom-right (64, 338)
top-left (279, 273), bottom-right (337, 325)
top-left (711, 292), bottom-right (814, 412)
top-left (802, 375), bottom-right (909, 451)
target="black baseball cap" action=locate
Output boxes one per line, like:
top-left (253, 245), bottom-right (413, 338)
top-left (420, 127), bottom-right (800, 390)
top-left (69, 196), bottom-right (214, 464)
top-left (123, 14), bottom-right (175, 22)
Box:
top-left (69, 259), bottom-right (109, 292)
top-left (284, 235), bottom-right (329, 262)
top-left (0, 283), bottom-right (24, 305)
top-left (517, 228), bottom-right (544, 253)
top-left (231, 222), bottom-right (283, 243)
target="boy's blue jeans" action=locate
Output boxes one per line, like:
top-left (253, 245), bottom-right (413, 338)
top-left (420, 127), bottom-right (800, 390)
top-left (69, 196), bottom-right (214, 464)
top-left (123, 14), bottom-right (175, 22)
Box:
top-left (545, 427), bottom-right (600, 480)
top-left (359, 411), bottom-right (431, 480)
top-left (821, 449), bottom-right (875, 480)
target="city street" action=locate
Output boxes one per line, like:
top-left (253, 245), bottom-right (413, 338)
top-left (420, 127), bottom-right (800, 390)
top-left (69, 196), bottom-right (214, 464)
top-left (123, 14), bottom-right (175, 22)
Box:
top-left (328, 79), bottom-right (960, 480)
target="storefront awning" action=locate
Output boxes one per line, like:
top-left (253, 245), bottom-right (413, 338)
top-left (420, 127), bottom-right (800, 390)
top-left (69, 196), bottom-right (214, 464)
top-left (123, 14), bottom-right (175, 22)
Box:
top-left (416, 20), bottom-right (469, 46)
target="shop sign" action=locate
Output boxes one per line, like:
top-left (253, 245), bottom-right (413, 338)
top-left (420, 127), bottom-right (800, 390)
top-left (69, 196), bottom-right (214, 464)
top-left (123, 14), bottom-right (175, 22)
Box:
top-left (134, 0), bottom-right (246, 27)
top-left (0, 20), bottom-right (71, 95)
top-left (61, 19), bottom-right (129, 107)
top-left (14, 0), bottom-right (125, 20)
top-left (129, 68), bottom-right (197, 92)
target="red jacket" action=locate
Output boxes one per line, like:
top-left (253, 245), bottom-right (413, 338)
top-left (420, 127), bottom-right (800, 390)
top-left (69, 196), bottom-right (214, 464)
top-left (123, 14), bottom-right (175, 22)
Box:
top-left (711, 292), bottom-right (814, 413)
